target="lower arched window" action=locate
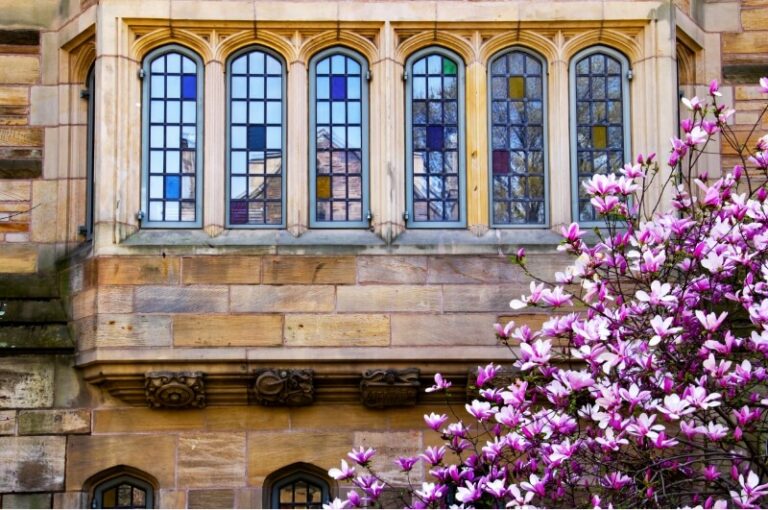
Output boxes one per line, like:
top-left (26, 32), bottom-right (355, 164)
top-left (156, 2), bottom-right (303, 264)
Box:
top-left (266, 464), bottom-right (333, 509)
top-left (91, 474), bottom-right (154, 509)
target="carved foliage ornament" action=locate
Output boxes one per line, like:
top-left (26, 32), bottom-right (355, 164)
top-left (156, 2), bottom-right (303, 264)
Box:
top-left (360, 368), bottom-right (420, 408)
top-left (252, 369), bottom-right (315, 407)
top-left (145, 371), bottom-right (206, 409)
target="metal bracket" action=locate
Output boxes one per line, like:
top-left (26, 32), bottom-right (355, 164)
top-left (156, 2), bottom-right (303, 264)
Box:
top-left (80, 89), bottom-right (90, 99)
top-left (137, 68), bottom-right (145, 79)
top-left (403, 210), bottom-right (410, 221)
top-left (366, 209), bottom-right (373, 223)
top-left (402, 70), bottom-right (408, 81)
top-left (366, 69), bottom-right (372, 81)
top-left (136, 211), bottom-right (145, 220)
top-left (627, 69), bottom-right (634, 81)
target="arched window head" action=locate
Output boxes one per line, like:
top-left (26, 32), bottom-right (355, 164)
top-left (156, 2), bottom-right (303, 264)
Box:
top-left (265, 463), bottom-right (333, 509)
top-left (227, 46), bottom-right (286, 228)
top-left (405, 46), bottom-right (466, 228)
top-left (141, 45), bottom-right (203, 228)
top-left (570, 46), bottom-right (631, 224)
top-left (88, 467), bottom-right (156, 509)
top-left (309, 47), bottom-right (369, 228)
top-left (488, 48), bottom-right (548, 227)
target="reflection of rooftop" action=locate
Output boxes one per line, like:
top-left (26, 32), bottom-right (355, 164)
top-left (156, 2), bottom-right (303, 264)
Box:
top-left (412, 155), bottom-right (452, 220)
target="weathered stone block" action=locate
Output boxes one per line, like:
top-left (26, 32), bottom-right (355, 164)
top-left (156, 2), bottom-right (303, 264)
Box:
top-left (427, 256), bottom-right (524, 283)
top-left (0, 159), bottom-right (41, 178)
top-left (0, 411), bottom-right (15, 435)
top-left (97, 256), bottom-right (180, 285)
top-left (52, 492), bottom-right (87, 509)
top-left (0, 180), bottom-right (30, 201)
top-left (0, 56), bottom-right (39, 84)
top-left (284, 314), bottom-right (389, 346)
top-left (391, 314), bottom-right (497, 346)
top-left (0, 358), bottom-right (53, 408)
top-left (442, 284), bottom-right (529, 312)
top-left (203, 407), bottom-right (290, 432)
top-left (94, 314), bottom-right (171, 348)
top-left (182, 256), bottom-right (261, 284)
top-left (230, 285), bottom-right (335, 313)
top-left (135, 286), bottom-right (228, 313)
top-left (724, 32), bottom-right (768, 54)
top-left (742, 7), bottom-right (768, 31)
top-left (2, 493), bottom-right (52, 509)
top-left (71, 288), bottom-right (95, 320)
top-left (178, 433), bottom-right (246, 488)
top-left (0, 244), bottom-right (36, 273)
top-left (96, 286), bottom-right (133, 313)
top-left (0, 127), bottom-right (42, 147)
top-left (0, 436), bottom-right (65, 492)
top-left (262, 256), bottom-right (356, 284)
top-left (354, 431), bottom-right (423, 484)
top-left (357, 256), bottom-right (428, 284)
top-left (188, 490), bottom-right (234, 509)
top-left (173, 314), bottom-right (282, 347)
top-left (336, 285), bottom-right (440, 312)
top-left (93, 408), bottom-right (205, 434)
top-left (17, 409), bottom-right (90, 435)
top-left (289, 405), bottom-right (388, 431)
top-left (158, 490), bottom-right (186, 510)
top-left (66, 435), bottom-right (176, 491)
top-left (0, 87), bottom-right (28, 106)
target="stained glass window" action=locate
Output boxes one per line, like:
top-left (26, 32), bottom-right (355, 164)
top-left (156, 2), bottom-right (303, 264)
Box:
top-left (142, 46), bottom-right (202, 227)
top-left (489, 49), bottom-right (547, 226)
top-left (93, 475), bottom-right (154, 509)
top-left (310, 48), bottom-right (368, 227)
top-left (406, 48), bottom-right (465, 227)
top-left (228, 48), bottom-right (285, 227)
top-left (571, 47), bottom-right (629, 223)
top-left (271, 473), bottom-right (330, 509)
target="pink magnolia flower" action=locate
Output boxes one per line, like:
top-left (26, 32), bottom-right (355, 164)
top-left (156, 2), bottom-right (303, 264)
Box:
top-left (347, 447), bottom-right (375, 465)
top-left (696, 310), bottom-right (728, 332)
top-left (476, 363), bottom-right (499, 387)
top-left (323, 498), bottom-right (348, 509)
top-left (520, 474), bottom-right (546, 498)
top-left (636, 281), bottom-right (677, 307)
top-left (465, 400), bottom-right (497, 422)
top-left (760, 76), bottom-right (768, 93)
top-left (394, 456), bottom-right (418, 472)
top-left (425, 373), bottom-right (452, 393)
top-left (682, 95), bottom-right (703, 110)
top-left (518, 338), bottom-right (552, 370)
top-left (455, 481), bottom-right (482, 504)
top-left (493, 320), bottom-right (515, 339)
top-left (329, 460), bottom-right (356, 480)
top-left (423, 412), bottom-right (448, 431)
top-left (657, 394), bottom-right (695, 420)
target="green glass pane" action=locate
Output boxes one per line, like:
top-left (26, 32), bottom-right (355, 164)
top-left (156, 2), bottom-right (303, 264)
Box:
top-left (508, 77), bottom-right (525, 99)
top-left (592, 125), bottom-right (607, 149)
top-left (442, 58), bottom-right (457, 75)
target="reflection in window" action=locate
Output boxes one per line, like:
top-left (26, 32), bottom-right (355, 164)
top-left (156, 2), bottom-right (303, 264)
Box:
top-left (310, 48), bottom-right (368, 227)
top-left (571, 47), bottom-right (629, 223)
top-left (142, 46), bottom-right (202, 226)
top-left (489, 49), bottom-right (547, 226)
top-left (228, 48), bottom-right (285, 227)
top-left (271, 473), bottom-right (329, 509)
top-left (92, 475), bottom-right (153, 509)
top-left (406, 48), bottom-right (465, 227)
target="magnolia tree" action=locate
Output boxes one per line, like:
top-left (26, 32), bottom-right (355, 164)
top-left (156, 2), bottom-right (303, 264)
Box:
top-left (325, 81), bottom-right (768, 509)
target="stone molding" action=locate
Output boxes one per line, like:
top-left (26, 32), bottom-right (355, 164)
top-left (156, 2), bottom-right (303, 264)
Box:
top-left (251, 368), bottom-right (315, 407)
top-left (360, 368), bottom-right (420, 408)
top-left (145, 371), bottom-right (206, 409)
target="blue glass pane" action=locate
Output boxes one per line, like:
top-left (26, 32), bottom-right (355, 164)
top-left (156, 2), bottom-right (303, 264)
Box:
top-left (426, 125), bottom-right (443, 150)
top-left (165, 175), bottom-right (181, 199)
top-left (331, 76), bottom-right (347, 100)
top-left (182, 75), bottom-right (196, 99)
top-left (248, 125), bottom-right (266, 151)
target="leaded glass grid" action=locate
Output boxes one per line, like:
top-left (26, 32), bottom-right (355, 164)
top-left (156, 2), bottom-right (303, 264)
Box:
top-left (408, 51), bottom-right (462, 224)
top-left (311, 50), bottom-right (367, 226)
top-left (275, 478), bottom-right (325, 509)
top-left (227, 48), bottom-right (285, 227)
top-left (93, 475), bottom-right (154, 509)
top-left (489, 49), bottom-right (546, 226)
top-left (573, 50), bottom-right (627, 223)
top-left (145, 50), bottom-right (200, 225)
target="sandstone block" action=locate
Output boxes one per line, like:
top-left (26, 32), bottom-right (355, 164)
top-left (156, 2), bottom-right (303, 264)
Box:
top-left (336, 285), bottom-right (440, 312)
top-left (0, 180), bottom-right (30, 201)
top-left (231, 285), bottom-right (334, 313)
top-left (188, 490), bottom-right (234, 509)
top-left (30, 179), bottom-right (55, 242)
top-left (0, 358), bottom-right (53, 408)
top-left (97, 256), bottom-right (180, 285)
top-left (204, 407), bottom-right (290, 432)
top-left (17, 409), bottom-right (90, 435)
top-left (284, 314), bottom-right (389, 346)
top-left (289, 405), bottom-right (388, 431)
top-left (0, 127), bottom-right (42, 147)
top-left (442, 284), bottom-right (529, 312)
top-left (247, 432), bottom-right (352, 484)
top-left (96, 286), bottom-right (133, 313)
top-left (158, 490), bottom-right (186, 510)
top-left (724, 32), bottom-right (768, 54)
top-left (0, 436), bottom-right (65, 492)
top-left (93, 408), bottom-right (205, 434)
top-left (742, 7), bottom-right (768, 31)
top-left (135, 286), bottom-right (228, 313)
top-left (391, 314), bottom-right (497, 346)
top-left (52, 492), bottom-right (88, 509)
top-left (66, 435), bottom-right (176, 491)
top-left (71, 288), bottom-right (95, 320)
top-left (262, 256), bottom-right (356, 284)
top-left (0, 87), bottom-right (27, 106)
top-left (178, 433), bottom-right (246, 488)
top-left (0, 244), bottom-right (36, 273)
top-left (173, 314), bottom-right (282, 347)
top-left (182, 256), bottom-right (261, 284)
top-left (0, 411), bottom-right (15, 435)
top-left (2, 493), bottom-right (52, 509)
top-left (427, 256), bottom-right (524, 284)
top-left (94, 314), bottom-right (171, 348)
top-left (0, 56), bottom-right (39, 84)
top-left (354, 431), bottom-right (422, 484)
top-left (357, 256), bottom-right (427, 284)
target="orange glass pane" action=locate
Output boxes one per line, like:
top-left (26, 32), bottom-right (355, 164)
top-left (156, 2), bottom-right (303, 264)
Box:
top-left (592, 125), bottom-right (607, 149)
top-left (316, 175), bottom-right (331, 199)
top-left (508, 77), bottom-right (525, 99)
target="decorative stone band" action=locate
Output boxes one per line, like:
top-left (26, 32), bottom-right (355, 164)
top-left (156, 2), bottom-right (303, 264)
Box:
top-left (360, 368), bottom-right (420, 408)
top-left (145, 371), bottom-right (206, 409)
top-left (252, 368), bottom-right (315, 407)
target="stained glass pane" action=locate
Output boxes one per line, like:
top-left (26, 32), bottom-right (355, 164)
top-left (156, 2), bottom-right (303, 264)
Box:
top-left (490, 50), bottom-right (546, 225)
top-left (573, 51), bottom-right (626, 221)
top-left (145, 50), bottom-right (199, 223)
top-left (229, 49), bottom-right (284, 226)
top-left (313, 52), bottom-right (366, 224)
top-left (410, 51), bottom-right (462, 224)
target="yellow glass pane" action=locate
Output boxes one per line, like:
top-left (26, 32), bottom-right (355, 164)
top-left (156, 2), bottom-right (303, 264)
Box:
top-left (508, 77), bottom-right (525, 99)
top-left (316, 176), bottom-right (331, 199)
top-left (103, 488), bottom-right (116, 508)
top-left (592, 125), bottom-right (607, 149)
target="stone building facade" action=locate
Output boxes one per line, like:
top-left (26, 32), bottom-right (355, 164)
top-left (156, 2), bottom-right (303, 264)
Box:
top-left (0, 0), bottom-right (761, 508)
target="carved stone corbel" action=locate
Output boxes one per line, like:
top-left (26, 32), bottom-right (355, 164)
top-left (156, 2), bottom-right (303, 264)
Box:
top-left (145, 371), bottom-right (206, 409)
top-left (252, 368), bottom-right (315, 406)
top-left (360, 368), bottom-right (420, 408)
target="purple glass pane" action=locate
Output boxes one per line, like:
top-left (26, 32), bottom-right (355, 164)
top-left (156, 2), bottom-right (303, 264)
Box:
top-left (248, 125), bottom-right (266, 151)
top-left (331, 76), bottom-right (347, 100)
top-left (182, 75), bottom-right (196, 100)
top-left (230, 201), bottom-right (248, 224)
top-left (165, 175), bottom-right (181, 199)
top-left (493, 150), bottom-right (510, 175)
top-left (426, 125), bottom-right (443, 150)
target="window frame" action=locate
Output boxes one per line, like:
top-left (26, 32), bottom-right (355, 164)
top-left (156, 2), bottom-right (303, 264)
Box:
top-left (404, 45), bottom-right (467, 229)
top-left (270, 471), bottom-right (331, 509)
top-left (91, 474), bottom-right (155, 509)
top-left (140, 44), bottom-right (205, 229)
top-left (83, 65), bottom-right (96, 241)
top-left (486, 46), bottom-right (549, 229)
top-left (568, 44), bottom-right (631, 227)
top-left (225, 45), bottom-right (288, 229)
top-left (308, 46), bottom-right (370, 229)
